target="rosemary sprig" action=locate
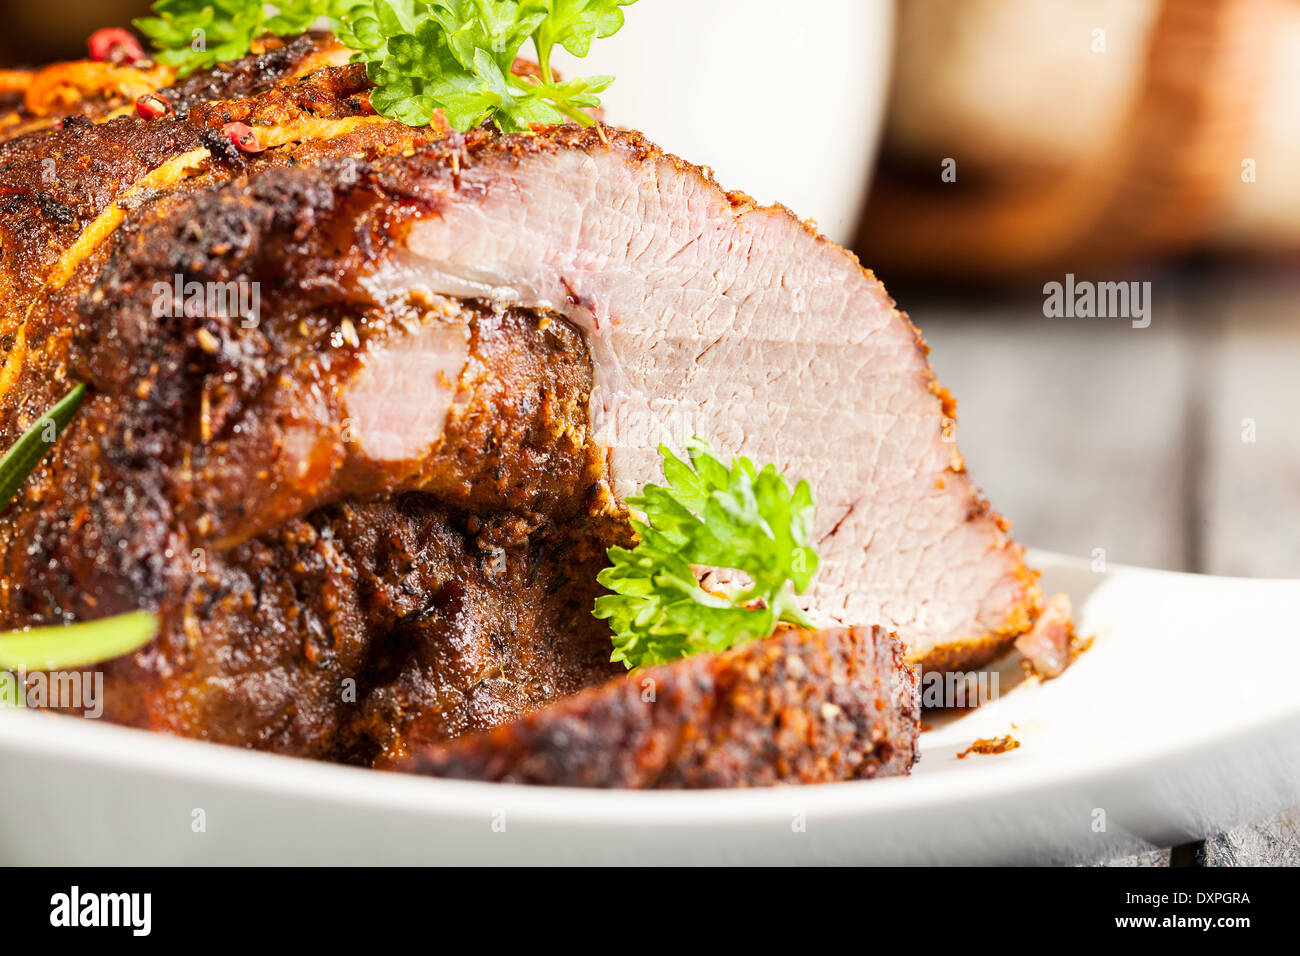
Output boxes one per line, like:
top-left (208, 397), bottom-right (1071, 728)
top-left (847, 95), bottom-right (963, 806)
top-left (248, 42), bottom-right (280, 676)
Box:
top-left (0, 383), bottom-right (86, 512)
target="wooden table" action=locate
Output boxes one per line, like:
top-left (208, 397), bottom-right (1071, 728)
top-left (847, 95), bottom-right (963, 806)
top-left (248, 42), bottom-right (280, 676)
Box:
top-left (913, 264), bottom-right (1300, 866)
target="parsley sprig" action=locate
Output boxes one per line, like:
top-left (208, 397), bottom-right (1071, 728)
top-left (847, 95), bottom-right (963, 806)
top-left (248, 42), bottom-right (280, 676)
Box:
top-left (136, 0), bottom-right (635, 132)
top-left (136, 0), bottom-right (334, 74)
top-left (594, 439), bottom-right (821, 670)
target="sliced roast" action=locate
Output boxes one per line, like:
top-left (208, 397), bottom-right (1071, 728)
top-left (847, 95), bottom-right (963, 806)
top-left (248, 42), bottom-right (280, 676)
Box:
top-left (365, 124), bottom-right (1042, 670)
top-left (0, 39), bottom-right (1040, 784)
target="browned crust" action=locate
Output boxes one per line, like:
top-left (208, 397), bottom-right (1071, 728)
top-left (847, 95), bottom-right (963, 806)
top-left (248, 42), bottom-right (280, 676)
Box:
top-left (399, 625), bottom-right (920, 788)
top-left (0, 56), bottom-right (430, 414)
top-left (957, 734), bottom-right (1020, 759)
top-left (912, 599), bottom-right (1036, 674)
top-left (0, 33), bottom-right (351, 136)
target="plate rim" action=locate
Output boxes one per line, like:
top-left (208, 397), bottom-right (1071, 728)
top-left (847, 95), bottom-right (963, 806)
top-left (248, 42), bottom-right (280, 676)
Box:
top-left (4, 549), bottom-right (1298, 831)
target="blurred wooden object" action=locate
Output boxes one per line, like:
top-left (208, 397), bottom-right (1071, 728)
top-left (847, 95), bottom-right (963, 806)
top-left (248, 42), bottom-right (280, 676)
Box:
top-left (858, 0), bottom-right (1292, 282)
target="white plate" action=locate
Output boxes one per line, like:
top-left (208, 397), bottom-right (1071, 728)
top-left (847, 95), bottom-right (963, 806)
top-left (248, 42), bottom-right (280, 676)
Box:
top-left (2, 551), bottom-right (1298, 865)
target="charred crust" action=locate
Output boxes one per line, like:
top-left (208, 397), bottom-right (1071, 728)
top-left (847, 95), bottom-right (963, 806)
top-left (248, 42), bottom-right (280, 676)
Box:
top-left (404, 625), bottom-right (921, 787)
top-left (164, 33), bottom-right (335, 116)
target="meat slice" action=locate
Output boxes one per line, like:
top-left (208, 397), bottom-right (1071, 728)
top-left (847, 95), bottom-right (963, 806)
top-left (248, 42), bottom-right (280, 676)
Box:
top-left (401, 625), bottom-right (920, 788)
top-left (365, 125), bottom-right (1042, 669)
top-left (1015, 592), bottom-right (1074, 678)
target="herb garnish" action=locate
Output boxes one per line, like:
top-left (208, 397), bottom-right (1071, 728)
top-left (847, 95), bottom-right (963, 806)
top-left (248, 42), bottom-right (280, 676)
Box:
top-left (594, 439), bottom-right (820, 669)
top-left (136, 0), bottom-right (330, 74)
top-left (0, 383), bottom-right (86, 512)
top-left (0, 612), bottom-right (159, 672)
top-left (137, 0), bottom-right (636, 132)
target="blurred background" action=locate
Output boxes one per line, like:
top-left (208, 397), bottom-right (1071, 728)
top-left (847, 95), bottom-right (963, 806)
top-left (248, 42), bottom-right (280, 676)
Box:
top-left (4, 0), bottom-right (1297, 863)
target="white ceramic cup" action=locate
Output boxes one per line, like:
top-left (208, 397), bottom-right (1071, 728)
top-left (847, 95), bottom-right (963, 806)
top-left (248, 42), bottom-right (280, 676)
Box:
top-left (553, 0), bottom-right (894, 244)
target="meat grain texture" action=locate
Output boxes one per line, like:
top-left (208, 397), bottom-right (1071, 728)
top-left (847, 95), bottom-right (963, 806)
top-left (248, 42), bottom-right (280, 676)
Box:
top-left (0, 34), bottom-right (1039, 787)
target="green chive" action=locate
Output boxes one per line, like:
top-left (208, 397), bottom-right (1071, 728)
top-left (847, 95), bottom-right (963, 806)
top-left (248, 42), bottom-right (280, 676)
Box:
top-left (0, 383), bottom-right (87, 513)
top-left (0, 611), bottom-right (158, 671)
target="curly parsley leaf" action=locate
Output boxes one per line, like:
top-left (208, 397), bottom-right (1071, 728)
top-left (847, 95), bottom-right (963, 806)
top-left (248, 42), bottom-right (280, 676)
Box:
top-left (534, 0), bottom-right (630, 66)
top-left (136, 0), bottom-right (329, 74)
top-left (344, 0), bottom-right (628, 131)
top-left (594, 439), bottom-right (821, 670)
top-left (137, 0), bottom-right (634, 131)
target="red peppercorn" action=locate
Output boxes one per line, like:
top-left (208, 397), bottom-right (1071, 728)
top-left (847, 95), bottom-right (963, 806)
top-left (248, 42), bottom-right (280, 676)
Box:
top-left (136, 93), bottom-right (171, 120)
top-left (87, 28), bottom-right (144, 65)
top-left (222, 122), bottom-right (265, 154)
